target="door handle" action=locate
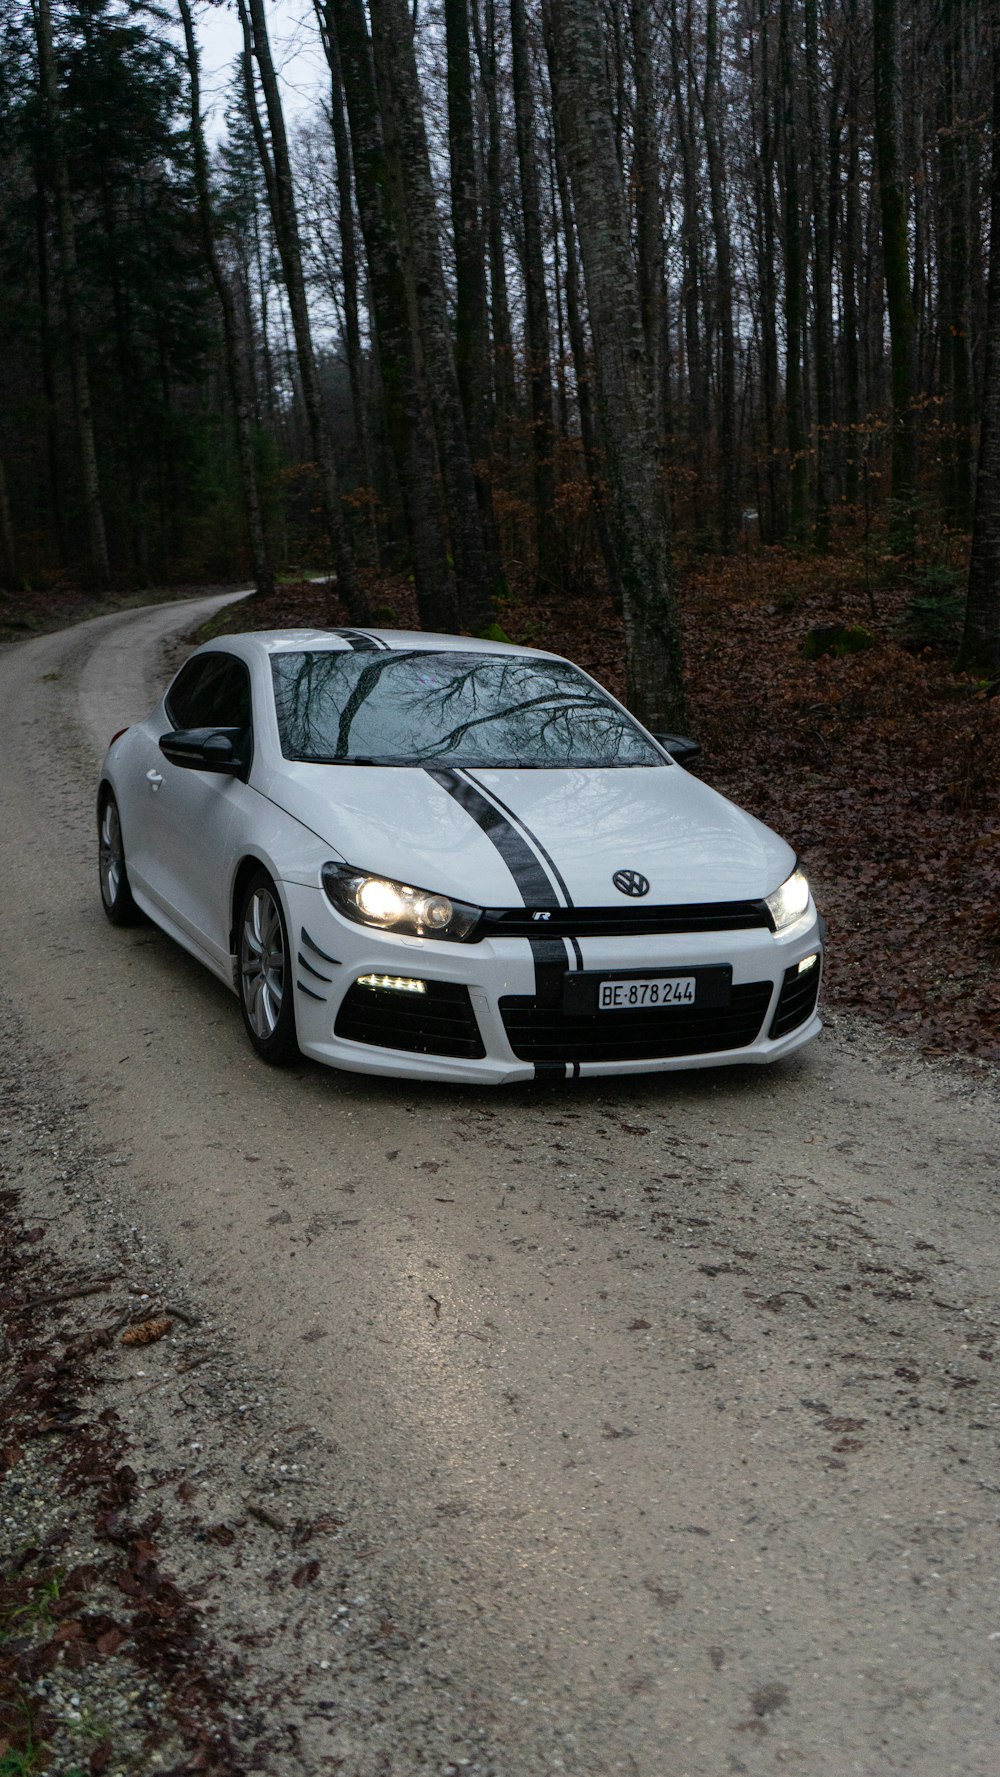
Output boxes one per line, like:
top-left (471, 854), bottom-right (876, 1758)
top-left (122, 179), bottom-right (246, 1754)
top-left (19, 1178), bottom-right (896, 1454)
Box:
top-left (146, 770), bottom-right (163, 792)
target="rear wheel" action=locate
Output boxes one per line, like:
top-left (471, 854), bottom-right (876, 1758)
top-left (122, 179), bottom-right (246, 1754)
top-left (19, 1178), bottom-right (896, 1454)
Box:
top-left (98, 790), bottom-right (139, 925)
top-left (237, 869), bottom-right (298, 1064)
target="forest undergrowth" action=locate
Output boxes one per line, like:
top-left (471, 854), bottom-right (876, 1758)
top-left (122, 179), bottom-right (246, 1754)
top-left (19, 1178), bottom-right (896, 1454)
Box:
top-left (200, 539), bottom-right (1000, 1066)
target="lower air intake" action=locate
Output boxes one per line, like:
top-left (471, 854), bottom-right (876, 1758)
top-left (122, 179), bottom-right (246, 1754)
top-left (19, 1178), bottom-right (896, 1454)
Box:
top-left (499, 982), bottom-right (773, 1064)
top-left (335, 980), bottom-right (485, 1059)
top-left (769, 960), bottom-right (822, 1039)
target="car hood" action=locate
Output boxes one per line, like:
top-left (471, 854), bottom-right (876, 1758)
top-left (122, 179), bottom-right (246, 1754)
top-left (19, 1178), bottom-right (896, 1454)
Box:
top-left (261, 761), bottom-right (796, 908)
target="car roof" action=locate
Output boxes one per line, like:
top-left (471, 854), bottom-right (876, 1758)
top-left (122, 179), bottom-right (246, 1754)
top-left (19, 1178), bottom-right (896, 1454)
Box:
top-left (204, 628), bottom-right (561, 662)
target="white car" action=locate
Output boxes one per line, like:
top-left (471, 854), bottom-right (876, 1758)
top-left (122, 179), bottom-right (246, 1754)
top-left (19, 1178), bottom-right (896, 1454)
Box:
top-left (97, 628), bottom-right (823, 1084)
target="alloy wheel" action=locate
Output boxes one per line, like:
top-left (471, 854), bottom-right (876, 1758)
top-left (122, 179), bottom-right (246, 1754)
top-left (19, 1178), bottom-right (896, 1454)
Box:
top-left (240, 886), bottom-right (285, 1040)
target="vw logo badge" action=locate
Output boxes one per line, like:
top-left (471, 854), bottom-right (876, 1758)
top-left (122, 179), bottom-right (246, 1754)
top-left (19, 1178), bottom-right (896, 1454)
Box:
top-left (612, 869), bottom-right (650, 898)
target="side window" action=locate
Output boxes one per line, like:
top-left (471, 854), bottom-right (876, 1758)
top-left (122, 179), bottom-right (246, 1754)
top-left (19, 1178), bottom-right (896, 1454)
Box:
top-left (166, 654), bottom-right (252, 734)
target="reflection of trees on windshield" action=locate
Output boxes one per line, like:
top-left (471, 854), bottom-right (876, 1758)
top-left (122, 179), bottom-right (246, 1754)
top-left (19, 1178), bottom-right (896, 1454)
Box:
top-left (271, 651), bottom-right (663, 767)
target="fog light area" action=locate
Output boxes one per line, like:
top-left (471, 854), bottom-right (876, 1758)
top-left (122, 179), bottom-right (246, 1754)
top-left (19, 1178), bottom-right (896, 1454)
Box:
top-left (797, 953), bottom-right (819, 974)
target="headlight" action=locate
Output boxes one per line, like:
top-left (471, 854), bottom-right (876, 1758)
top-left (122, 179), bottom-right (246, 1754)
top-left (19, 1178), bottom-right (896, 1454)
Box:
top-left (322, 862), bottom-right (482, 940)
top-left (764, 867), bottom-right (811, 932)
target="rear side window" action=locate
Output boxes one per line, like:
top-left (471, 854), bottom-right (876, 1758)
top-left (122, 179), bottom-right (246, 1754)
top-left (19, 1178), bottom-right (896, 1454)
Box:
top-left (166, 654), bottom-right (252, 732)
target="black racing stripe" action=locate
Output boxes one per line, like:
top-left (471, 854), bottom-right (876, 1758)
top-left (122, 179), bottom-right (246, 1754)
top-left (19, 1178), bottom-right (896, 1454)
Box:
top-left (426, 769), bottom-right (558, 907)
top-left (462, 770), bottom-right (574, 908)
top-left (334, 628), bottom-right (389, 652)
top-left (569, 936), bottom-right (584, 971)
top-left (301, 927), bottom-right (341, 965)
top-left (427, 766), bottom-right (570, 1081)
top-left (528, 935), bottom-right (570, 1008)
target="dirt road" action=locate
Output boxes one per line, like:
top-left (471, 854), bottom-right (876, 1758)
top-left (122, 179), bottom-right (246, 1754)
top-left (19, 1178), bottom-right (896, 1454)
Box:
top-left (2, 598), bottom-right (999, 1775)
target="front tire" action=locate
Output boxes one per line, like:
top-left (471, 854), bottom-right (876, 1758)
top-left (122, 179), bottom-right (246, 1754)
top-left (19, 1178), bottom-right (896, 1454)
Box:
top-left (237, 869), bottom-right (298, 1065)
top-left (98, 789), bottom-right (140, 925)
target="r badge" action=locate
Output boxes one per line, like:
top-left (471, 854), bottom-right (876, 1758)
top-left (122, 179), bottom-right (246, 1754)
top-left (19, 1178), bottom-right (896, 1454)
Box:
top-left (612, 869), bottom-right (650, 898)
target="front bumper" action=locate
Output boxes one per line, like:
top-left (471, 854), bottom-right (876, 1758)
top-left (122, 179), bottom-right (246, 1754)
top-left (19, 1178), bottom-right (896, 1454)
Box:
top-left (279, 881), bottom-right (824, 1084)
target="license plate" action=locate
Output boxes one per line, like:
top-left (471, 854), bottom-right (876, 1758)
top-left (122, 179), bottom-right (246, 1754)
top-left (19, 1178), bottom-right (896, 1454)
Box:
top-left (598, 975), bottom-right (696, 1010)
top-left (562, 966), bottom-right (732, 1015)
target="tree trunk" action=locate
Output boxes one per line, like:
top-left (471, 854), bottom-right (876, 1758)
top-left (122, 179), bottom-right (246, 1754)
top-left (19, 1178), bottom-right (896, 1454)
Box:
top-left (444, 0), bottom-right (489, 462)
top-left (0, 455), bottom-right (16, 591)
top-left (805, 0), bottom-right (833, 550)
top-left (472, 0), bottom-right (517, 444)
top-left (544, 0), bottom-right (686, 729)
top-left (842, 0), bottom-right (863, 507)
top-left (780, 0), bottom-right (808, 543)
top-left (322, 0), bottom-right (455, 629)
top-left (368, 0), bottom-right (500, 633)
top-left (753, 0), bottom-right (782, 541)
top-left (35, 0), bottom-right (111, 589)
top-left (701, 0), bottom-right (737, 548)
top-left (312, 0), bottom-right (380, 566)
top-left (510, 0), bottom-right (560, 592)
top-left (959, 23), bottom-right (1000, 676)
top-left (669, 0), bottom-right (706, 478)
top-left (33, 163), bottom-right (68, 564)
top-left (238, 0), bottom-right (368, 620)
top-left (178, 0), bottom-right (275, 600)
top-left (630, 0), bottom-right (664, 450)
top-left (443, 0), bottom-right (506, 594)
top-left (545, 12), bottom-right (621, 600)
top-left (873, 0), bottom-right (917, 549)
top-left (940, 0), bottom-right (974, 529)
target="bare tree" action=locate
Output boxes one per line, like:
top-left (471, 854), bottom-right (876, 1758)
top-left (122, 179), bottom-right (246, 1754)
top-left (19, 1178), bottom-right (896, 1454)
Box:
top-left (178, 0), bottom-right (274, 600)
top-left (35, 0), bottom-right (110, 588)
top-left (873, 0), bottom-right (917, 547)
top-left (960, 16), bottom-right (1000, 677)
top-left (544, 0), bottom-right (686, 728)
top-left (237, 0), bottom-right (368, 618)
top-left (368, 0), bottom-right (500, 633)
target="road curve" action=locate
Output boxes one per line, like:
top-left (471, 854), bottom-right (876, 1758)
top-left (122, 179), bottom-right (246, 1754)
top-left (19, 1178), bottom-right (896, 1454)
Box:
top-left (2, 598), bottom-right (999, 1775)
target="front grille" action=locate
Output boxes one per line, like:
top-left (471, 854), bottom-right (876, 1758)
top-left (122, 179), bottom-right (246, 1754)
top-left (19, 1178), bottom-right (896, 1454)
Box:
top-left (478, 900), bottom-right (772, 940)
top-left (499, 981), bottom-right (773, 1064)
top-left (769, 959), bottom-right (821, 1039)
top-left (335, 981), bottom-right (485, 1059)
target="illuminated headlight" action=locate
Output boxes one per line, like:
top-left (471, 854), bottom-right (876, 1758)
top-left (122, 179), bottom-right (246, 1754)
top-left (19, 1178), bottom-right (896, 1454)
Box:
top-left (764, 868), bottom-right (811, 932)
top-left (322, 862), bottom-right (481, 940)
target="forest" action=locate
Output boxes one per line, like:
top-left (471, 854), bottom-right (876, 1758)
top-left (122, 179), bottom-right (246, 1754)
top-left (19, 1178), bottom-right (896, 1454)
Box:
top-left (1, 0), bottom-right (998, 1053)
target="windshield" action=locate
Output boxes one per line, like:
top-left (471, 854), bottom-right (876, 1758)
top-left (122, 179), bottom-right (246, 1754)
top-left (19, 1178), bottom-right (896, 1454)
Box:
top-left (269, 650), bottom-right (665, 769)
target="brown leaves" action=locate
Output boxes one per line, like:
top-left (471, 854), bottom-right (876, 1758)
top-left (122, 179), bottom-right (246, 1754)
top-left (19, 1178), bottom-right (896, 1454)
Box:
top-left (120, 1316), bottom-right (173, 1346)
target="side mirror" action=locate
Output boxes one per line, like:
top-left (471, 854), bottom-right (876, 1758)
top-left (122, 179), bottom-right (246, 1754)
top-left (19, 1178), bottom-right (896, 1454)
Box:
top-left (653, 733), bottom-right (701, 767)
top-left (158, 727), bottom-right (245, 775)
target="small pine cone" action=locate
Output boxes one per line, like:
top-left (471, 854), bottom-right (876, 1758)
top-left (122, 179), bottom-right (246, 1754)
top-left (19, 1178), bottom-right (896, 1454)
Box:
top-left (120, 1316), bottom-right (174, 1347)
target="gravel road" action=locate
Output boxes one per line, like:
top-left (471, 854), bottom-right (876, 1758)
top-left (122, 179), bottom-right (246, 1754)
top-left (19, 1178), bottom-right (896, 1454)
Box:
top-left (2, 597), bottom-right (999, 1776)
